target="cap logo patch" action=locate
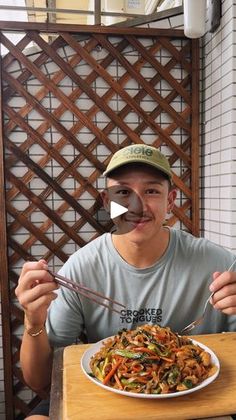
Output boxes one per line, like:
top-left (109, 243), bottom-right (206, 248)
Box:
top-left (123, 145), bottom-right (153, 157)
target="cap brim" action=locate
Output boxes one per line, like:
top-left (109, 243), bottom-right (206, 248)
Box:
top-left (103, 159), bottom-right (172, 180)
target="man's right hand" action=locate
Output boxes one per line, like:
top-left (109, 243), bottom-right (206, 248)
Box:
top-left (15, 259), bottom-right (59, 329)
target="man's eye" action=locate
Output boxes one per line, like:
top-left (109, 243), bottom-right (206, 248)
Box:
top-left (146, 189), bottom-right (160, 194)
top-left (115, 189), bottom-right (129, 195)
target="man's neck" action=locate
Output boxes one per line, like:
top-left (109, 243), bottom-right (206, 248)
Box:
top-left (111, 227), bottom-right (170, 268)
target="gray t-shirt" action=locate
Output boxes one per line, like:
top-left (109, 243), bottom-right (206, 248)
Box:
top-left (47, 228), bottom-right (236, 346)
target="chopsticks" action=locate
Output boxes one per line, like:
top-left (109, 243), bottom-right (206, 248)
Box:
top-left (47, 269), bottom-right (126, 315)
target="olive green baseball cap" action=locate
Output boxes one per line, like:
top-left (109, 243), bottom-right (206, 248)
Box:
top-left (103, 144), bottom-right (172, 181)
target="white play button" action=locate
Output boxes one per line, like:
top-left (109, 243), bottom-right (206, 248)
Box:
top-left (110, 201), bottom-right (128, 219)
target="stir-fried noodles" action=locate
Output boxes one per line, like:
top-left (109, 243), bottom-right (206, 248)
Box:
top-left (89, 324), bottom-right (218, 394)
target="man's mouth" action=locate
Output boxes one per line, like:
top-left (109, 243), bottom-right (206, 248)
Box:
top-left (124, 216), bottom-right (151, 225)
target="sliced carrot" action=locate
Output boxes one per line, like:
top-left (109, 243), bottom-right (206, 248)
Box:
top-left (103, 358), bottom-right (123, 385)
top-left (160, 356), bottom-right (173, 363)
top-left (154, 334), bottom-right (166, 341)
top-left (132, 364), bottom-right (143, 372)
top-left (133, 376), bottom-right (150, 383)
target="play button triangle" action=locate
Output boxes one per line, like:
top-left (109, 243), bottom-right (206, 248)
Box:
top-left (110, 201), bottom-right (128, 219)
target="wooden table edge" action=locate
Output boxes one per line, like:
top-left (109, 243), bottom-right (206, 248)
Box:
top-left (50, 347), bottom-right (64, 419)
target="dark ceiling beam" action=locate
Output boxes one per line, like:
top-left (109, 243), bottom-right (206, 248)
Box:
top-left (94, 0), bottom-right (101, 25)
top-left (112, 6), bottom-right (183, 27)
top-left (47, 0), bottom-right (56, 23)
top-left (1, 2), bottom-right (184, 29)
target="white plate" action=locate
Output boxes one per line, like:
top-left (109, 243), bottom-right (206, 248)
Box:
top-left (81, 336), bottom-right (220, 399)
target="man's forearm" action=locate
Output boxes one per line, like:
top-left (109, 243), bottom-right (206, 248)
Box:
top-left (20, 328), bottom-right (53, 392)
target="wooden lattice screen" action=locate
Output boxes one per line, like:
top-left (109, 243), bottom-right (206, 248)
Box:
top-left (0, 22), bottom-right (199, 419)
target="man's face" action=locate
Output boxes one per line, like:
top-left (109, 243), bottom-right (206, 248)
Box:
top-left (102, 164), bottom-right (176, 243)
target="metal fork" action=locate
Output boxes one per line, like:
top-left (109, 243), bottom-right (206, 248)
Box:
top-left (180, 259), bottom-right (236, 334)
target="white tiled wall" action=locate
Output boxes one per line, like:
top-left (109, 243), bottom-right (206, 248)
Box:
top-left (145, 2), bottom-right (236, 252)
top-left (1, 2), bottom-right (236, 418)
top-left (200, 0), bottom-right (236, 252)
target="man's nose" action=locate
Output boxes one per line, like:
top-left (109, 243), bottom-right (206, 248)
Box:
top-left (128, 193), bottom-right (146, 213)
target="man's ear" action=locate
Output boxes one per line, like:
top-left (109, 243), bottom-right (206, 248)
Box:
top-left (167, 188), bottom-right (177, 213)
top-left (100, 189), bottom-right (110, 213)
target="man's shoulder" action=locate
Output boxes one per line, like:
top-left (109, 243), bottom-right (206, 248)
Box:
top-left (170, 228), bottom-right (215, 255)
top-left (171, 228), bottom-right (199, 243)
top-left (171, 228), bottom-right (230, 256)
top-left (172, 228), bottom-right (208, 244)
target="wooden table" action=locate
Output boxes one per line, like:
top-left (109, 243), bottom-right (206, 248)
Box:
top-left (50, 332), bottom-right (236, 420)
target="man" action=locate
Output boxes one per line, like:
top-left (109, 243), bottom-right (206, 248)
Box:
top-left (15, 144), bottom-right (236, 419)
